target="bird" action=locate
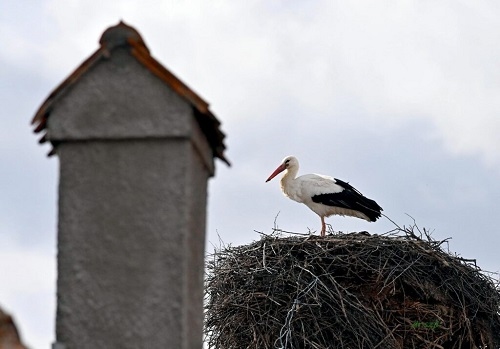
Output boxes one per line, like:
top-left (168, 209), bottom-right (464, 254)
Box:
top-left (265, 156), bottom-right (383, 236)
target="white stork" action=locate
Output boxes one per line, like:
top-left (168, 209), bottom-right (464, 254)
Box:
top-left (265, 156), bottom-right (382, 236)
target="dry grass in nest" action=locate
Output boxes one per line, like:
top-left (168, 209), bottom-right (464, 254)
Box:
top-left (204, 225), bottom-right (500, 349)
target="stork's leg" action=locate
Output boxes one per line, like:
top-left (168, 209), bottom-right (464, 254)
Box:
top-left (320, 217), bottom-right (326, 237)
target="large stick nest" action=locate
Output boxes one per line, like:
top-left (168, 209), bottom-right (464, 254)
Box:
top-left (204, 227), bottom-right (500, 348)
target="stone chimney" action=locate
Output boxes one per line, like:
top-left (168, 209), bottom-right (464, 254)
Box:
top-left (32, 21), bottom-right (229, 349)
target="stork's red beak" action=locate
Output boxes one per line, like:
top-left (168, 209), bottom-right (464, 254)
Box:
top-left (265, 164), bottom-right (286, 182)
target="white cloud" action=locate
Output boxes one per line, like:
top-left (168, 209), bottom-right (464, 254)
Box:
top-left (0, 237), bottom-right (55, 349)
top-left (25, 0), bottom-right (500, 173)
top-left (131, 0), bottom-right (500, 170)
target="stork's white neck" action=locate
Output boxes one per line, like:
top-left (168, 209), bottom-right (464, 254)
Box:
top-left (280, 165), bottom-right (300, 200)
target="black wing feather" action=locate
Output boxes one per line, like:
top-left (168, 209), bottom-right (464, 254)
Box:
top-left (311, 178), bottom-right (383, 221)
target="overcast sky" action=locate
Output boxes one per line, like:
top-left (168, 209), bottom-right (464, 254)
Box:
top-left (2, 1), bottom-right (500, 348)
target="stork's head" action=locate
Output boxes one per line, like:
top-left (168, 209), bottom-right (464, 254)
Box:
top-left (265, 156), bottom-right (299, 182)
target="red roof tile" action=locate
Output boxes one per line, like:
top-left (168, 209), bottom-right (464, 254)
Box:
top-left (0, 307), bottom-right (27, 349)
